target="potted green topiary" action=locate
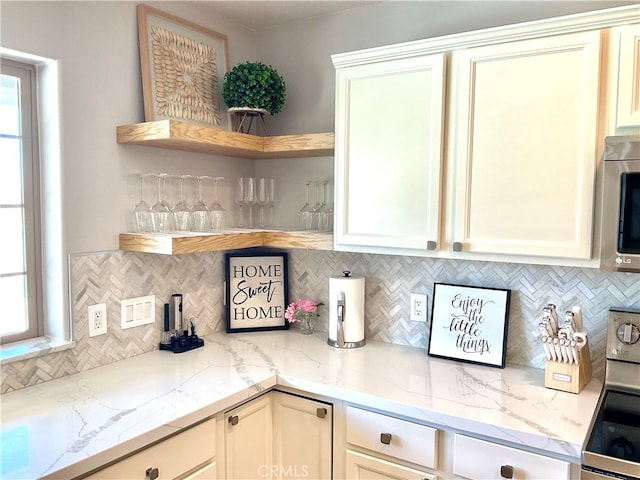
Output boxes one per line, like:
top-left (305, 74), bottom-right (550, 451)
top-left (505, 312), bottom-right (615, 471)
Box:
top-left (222, 62), bottom-right (286, 118)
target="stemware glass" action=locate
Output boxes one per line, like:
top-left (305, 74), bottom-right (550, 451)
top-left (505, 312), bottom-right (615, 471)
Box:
top-left (310, 180), bottom-right (325, 230)
top-left (244, 177), bottom-right (257, 228)
top-left (257, 178), bottom-right (269, 228)
top-left (234, 177), bottom-right (247, 228)
top-left (267, 178), bottom-right (277, 228)
top-left (322, 180), bottom-right (334, 232)
top-left (133, 174), bottom-right (151, 232)
top-left (172, 174), bottom-right (191, 232)
top-left (191, 176), bottom-right (211, 232)
top-left (298, 181), bottom-right (314, 230)
top-left (150, 173), bottom-right (170, 233)
top-left (209, 177), bottom-right (225, 233)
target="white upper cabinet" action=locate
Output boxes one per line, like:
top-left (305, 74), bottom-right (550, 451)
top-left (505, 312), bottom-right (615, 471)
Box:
top-left (447, 30), bottom-right (601, 259)
top-left (334, 53), bottom-right (445, 251)
top-left (333, 6), bottom-right (639, 267)
top-left (614, 24), bottom-right (640, 129)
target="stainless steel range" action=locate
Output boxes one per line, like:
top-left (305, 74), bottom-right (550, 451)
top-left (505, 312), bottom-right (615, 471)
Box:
top-left (582, 309), bottom-right (640, 479)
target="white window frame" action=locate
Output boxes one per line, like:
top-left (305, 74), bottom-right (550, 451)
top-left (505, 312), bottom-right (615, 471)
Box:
top-left (1, 58), bottom-right (44, 344)
top-left (0, 49), bottom-right (69, 362)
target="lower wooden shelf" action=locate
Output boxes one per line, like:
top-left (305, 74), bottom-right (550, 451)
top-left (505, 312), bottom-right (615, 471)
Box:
top-left (119, 230), bottom-right (333, 255)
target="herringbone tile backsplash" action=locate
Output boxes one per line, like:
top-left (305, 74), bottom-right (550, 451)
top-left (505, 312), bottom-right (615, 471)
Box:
top-left (2, 249), bottom-right (638, 393)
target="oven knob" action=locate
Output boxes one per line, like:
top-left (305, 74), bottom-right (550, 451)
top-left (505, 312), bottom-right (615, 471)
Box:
top-left (616, 323), bottom-right (640, 345)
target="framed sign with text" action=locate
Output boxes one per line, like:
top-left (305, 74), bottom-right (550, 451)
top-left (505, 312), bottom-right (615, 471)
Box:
top-left (225, 251), bottom-right (289, 333)
top-left (428, 283), bottom-right (511, 368)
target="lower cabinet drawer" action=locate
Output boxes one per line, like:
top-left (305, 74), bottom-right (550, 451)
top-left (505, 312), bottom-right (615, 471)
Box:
top-left (346, 406), bottom-right (438, 470)
top-left (453, 434), bottom-right (570, 480)
top-left (346, 450), bottom-right (437, 480)
top-left (87, 417), bottom-right (216, 480)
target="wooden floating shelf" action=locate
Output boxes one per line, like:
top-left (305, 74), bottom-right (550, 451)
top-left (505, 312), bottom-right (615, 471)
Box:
top-left (116, 120), bottom-right (335, 159)
top-left (119, 230), bottom-right (333, 255)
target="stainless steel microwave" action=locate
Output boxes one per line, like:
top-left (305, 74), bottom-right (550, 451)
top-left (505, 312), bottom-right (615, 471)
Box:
top-left (600, 136), bottom-right (640, 273)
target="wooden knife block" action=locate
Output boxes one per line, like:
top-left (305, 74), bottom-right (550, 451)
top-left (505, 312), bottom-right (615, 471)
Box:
top-left (544, 344), bottom-right (592, 394)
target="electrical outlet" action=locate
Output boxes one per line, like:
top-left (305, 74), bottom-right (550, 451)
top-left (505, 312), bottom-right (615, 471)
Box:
top-left (410, 293), bottom-right (427, 322)
top-left (88, 303), bottom-right (107, 337)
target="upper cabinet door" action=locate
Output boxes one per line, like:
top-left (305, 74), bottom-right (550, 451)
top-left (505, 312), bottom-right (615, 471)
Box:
top-left (616, 24), bottom-right (640, 128)
top-left (334, 54), bottom-right (446, 251)
top-left (448, 31), bottom-right (601, 259)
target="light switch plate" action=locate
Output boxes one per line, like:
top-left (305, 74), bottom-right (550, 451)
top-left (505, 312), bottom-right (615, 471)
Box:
top-left (121, 295), bottom-right (155, 330)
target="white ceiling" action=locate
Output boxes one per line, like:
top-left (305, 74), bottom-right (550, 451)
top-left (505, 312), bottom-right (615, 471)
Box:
top-left (189, 0), bottom-right (382, 29)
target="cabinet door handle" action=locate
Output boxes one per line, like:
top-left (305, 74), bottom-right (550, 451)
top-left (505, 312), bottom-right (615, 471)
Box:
top-left (500, 464), bottom-right (514, 479)
top-left (380, 432), bottom-right (392, 445)
top-left (228, 415), bottom-right (239, 426)
top-left (426, 240), bottom-right (437, 250)
top-left (316, 407), bottom-right (327, 419)
top-left (145, 467), bottom-right (159, 480)
top-left (452, 241), bottom-right (463, 252)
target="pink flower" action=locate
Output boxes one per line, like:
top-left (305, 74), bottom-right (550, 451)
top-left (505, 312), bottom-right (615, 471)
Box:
top-left (297, 299), bottom-right (318, 314)
top-left (285, 303), bottom-right (299, 323)
top-left (284, 299), bottom-right (324, 324)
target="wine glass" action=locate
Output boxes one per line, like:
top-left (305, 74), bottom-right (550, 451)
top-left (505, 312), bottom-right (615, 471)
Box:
top-left (244, 177), bottom-right (257, 228)
top-left (172, 175), bottom-right (191, 232)
top-left (191, 176), bottom-right (211, 232)
top-left (310, 180), bottom-right (325, 230)
top-left (150, 173), bottom-right (170, 233)
top-left (322, 180), bottom-right (334, 232)
top-left (133, 174), bottom-right (151, 232)
top-left (234, 177), bottom-right (247, 228)
top-left (298, 181), bottom-right (314, 230)
top-left (209, 177), bottom-right (225, 233)
top-left (267, 178), bottom-right (277, 228)
top-left (314, 180), bottom-right (330, 231)
top-left (257, 178), bottom-right (269, 228)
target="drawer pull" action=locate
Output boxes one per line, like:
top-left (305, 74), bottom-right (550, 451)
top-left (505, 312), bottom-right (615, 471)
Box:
top-left (500, 464), bottom-right (514, 479)
top-left (145, 467), bottom-right (159, 480)
top-left (228, 415), bottom-right (239, 426)
top-left (316, 407), bottom-right (327, 419)
top-left (380, 432), bottom-right (392, 445)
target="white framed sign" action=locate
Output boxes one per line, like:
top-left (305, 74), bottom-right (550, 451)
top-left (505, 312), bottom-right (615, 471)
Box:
top-left (225, 251), bottom-right (289, 333)
top-left (428, 283), bottom-right (511, 368)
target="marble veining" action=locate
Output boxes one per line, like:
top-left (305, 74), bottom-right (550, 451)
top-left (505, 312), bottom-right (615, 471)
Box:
top-left (0, 331), bottom-right (602, 480)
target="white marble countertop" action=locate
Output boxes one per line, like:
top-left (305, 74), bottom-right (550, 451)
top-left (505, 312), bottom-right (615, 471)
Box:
top-left (0, 331), bottom-right (602, 479)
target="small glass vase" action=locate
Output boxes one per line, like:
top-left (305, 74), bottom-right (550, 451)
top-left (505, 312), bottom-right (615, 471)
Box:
top-left (299, 316), bottom-right (313, 335)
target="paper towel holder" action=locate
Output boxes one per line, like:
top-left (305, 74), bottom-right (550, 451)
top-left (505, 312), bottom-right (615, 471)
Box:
top-left (327, 270), bottom-right (366, 349)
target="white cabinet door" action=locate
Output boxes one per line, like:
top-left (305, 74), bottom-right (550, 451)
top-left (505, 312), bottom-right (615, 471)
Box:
top-left (448, 30), bottom-right (601, 259)
top-left (225, 394), bottom-right (273, 480)
top-left (346, 450), bottom-right (437, 480)
top-left (224, 391), bottom-right (333, 480)
top-left (86, 418), bottom-right (216, 480)
top-left (615, 24), bottom-right (640, 128)
top-left (334, 53), bottom-right (445, 251)
top-left (272, 391), bottom-right (332, 480)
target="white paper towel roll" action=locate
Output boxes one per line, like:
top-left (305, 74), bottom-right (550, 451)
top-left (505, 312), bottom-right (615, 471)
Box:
top-left (329, 273), bottom-right (365, 345)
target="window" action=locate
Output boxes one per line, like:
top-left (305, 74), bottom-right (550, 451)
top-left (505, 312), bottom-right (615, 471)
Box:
top-left (0, 58), bottom-right (43, 343)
